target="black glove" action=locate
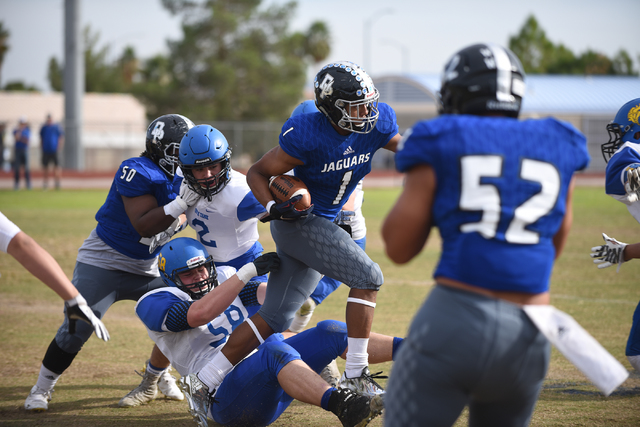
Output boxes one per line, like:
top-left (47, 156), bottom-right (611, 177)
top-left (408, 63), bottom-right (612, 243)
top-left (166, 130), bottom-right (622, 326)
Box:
top-left (262, 195), bottom-right (314, 222)
top-left (253, 252), bottom-right (280, 275)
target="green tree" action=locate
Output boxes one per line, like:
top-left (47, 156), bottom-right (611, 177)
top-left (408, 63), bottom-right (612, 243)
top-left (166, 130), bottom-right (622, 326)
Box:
top-left (509, 15), bottom-right (637, 76)
top-left (135, 0), bottom-right (330, 121)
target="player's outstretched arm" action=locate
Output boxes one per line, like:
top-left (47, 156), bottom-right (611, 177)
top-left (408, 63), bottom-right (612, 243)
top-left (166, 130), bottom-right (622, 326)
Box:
top-left (7, 231), bottom-right (110, 341)
top-left (186, 253), bottom-right (280, 327)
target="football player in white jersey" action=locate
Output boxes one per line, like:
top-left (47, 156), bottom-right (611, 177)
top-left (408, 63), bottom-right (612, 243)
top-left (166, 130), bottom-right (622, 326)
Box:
top-left (136, 237), bottom-right (402, 427)
top-left (121, 123), bottom-right (270, 411)
top-left (590, 98), bottom-right (640, 373)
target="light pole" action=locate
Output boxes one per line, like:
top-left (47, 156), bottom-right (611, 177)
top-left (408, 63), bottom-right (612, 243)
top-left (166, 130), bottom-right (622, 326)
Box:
top-left (363, 8), bottom-right (394, 74)
top-left (381, 39), bottom-right (409, 73)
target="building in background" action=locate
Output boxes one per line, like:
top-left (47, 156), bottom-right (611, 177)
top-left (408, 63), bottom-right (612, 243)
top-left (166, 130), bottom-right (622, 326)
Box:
top-left (375, 74), bottom-right (640, 173)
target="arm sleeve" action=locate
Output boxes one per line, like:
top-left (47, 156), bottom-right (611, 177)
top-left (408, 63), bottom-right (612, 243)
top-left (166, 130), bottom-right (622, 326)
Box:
top-left (165, 300), bottom-right (195, 332)
top-left (238, 280), bottom-right (261, 307)
top-left (0, 211), bottom-right (21, 253)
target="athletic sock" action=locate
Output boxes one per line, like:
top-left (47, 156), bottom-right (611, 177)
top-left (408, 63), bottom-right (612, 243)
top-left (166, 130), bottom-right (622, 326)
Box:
top-left (35, 365), bottom-right (61, 391)
top-left (197, 351), bottom-right (233, 390)
top-left (345, 337), bottom-right (369, 378)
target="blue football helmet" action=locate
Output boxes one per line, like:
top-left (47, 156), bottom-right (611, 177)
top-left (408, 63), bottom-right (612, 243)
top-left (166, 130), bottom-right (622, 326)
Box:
top-left (145, 114), bottom-right (195, 177)
top-left (291, 99), bottom-right (319, 117)
top-left (601, 98), bottom-right (640, 162)
top-left (314, 61), bottom-right (380, 134)
top-left (158, 237), bottom-right (218, 300)
top-left (179, 124), bottom-right (232, 201)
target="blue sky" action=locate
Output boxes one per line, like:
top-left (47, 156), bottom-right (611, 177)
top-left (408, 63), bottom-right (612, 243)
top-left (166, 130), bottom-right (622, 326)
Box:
top-left (1, 0), bottom-right (638, 91)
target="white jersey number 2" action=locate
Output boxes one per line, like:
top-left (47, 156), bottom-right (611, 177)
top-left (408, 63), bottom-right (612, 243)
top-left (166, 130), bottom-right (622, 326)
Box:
top-left (459, 155), bottom-right (560, 244)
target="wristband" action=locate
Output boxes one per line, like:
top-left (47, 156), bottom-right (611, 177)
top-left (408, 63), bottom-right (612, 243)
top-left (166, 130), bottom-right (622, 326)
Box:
top-left (65, 293), bottom-right (85, 307)
top-left (236, 263), bottom-right (258, 284)
top-left (164, 197), bottom-right (188, 219)
top-left (266, 200), bottom-right (276, 213)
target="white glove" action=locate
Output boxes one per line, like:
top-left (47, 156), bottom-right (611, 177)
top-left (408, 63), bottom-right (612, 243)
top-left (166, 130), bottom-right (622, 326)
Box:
top-left (148, 217), bottom-right (186, 253)
top-left (590, 232), bottom-right (628, 272)
top-left (163, 181), bottom-right (202, 218)
top-left (179, 179), bottom-right (202, 206)
top-left (65, 294), bottom-right (110, 342)
top-left (626, 166), bottom-right (640, 203)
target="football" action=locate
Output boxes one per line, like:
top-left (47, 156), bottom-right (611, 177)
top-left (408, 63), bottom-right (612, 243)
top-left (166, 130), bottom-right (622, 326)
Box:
top-left (269, 175), bottom-right (312, 210)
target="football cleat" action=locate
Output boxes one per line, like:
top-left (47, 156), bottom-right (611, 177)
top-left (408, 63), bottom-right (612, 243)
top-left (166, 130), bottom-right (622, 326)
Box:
top-left (158, 367), bottom-right (184, 401)
top-left (330, 388), bottom-right (384, 427)
top-left (118, 367), bottom-right (158, 407)
top-left (288, 297), bottom-right (317, 333)
top-left (338, 367), bottom-right (387, 398)
top-left (179, 373), bottom-right (216, 427)
top-left (24, 385), bottom-right (53, 412)
top-left (320, 359), bottom-right (341, 388)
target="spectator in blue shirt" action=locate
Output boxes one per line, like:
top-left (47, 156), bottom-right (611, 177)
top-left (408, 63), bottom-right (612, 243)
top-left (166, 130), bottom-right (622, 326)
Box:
top-left (40, 114), bottom-right (65, 190)
top-left (13, 116), bottom-right (31, 191)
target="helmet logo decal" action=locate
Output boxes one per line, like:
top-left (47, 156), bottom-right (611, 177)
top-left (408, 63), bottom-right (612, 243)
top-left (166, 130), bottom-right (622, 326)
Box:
top-left (158, 254), bottom-right (166, 271)
top-left (628, 104), bottom-right (640, 126)
top-left (318, 73), bottom-right (334, 99)
top-left (186, 255), bottom-right (205, 268)
top-left (151, 121), bottom-right (165, 142)
top-left (443, 54), bottom-right (460, 82)
top-left (482, 44), bottom-right (514, 103)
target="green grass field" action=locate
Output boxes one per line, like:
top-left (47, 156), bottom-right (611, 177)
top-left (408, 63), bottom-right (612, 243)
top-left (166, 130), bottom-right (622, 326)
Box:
top-left (1, 186), bottom-right (640, 426)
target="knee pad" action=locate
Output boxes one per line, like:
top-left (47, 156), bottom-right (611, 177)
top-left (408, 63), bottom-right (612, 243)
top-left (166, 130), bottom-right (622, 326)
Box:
top-left (348, 262), bottom-right (384, 291)
top-left (54, 317), bottom-right (93, 354)
top-left (259, 307), bottom-right (297, 333)
top-left (262, 341), bottom-right (300, 374)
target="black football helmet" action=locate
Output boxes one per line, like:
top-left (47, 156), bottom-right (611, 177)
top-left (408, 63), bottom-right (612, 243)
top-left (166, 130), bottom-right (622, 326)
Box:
top-left (314, 61), bottom-right (380, 134)
top-left (439, 43), bottom-right (525, 118)
top-left (601, 98), bottom-right (640, 162)
top-left (179, 125), bottom-right (232, 201)
top-left (145, 114), bottom-right (195, 177)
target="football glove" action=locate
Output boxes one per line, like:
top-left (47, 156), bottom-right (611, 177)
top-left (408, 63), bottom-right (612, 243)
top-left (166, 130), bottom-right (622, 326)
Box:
top-left (626, 166), bottom-right (640, 203)
top-left (590, 232), bottom-right (628, 272)
top-left (148, 217), bottom-right (187, 253)
top-left (253, 252), bottom-right (280, 275)
top-left (334, 210), bottom-right (355, 237)
top-left (164, 180), bottom-right (202, 218)
top-left (261, 195), bottom-right (314, 222)
top-left (65, 294), bottom-right (110, 342)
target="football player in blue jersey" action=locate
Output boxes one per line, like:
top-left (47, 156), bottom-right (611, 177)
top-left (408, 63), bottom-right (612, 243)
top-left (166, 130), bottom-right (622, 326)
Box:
top-left (590, 98), bottom-right (640, 374)
top-left (382, 43), bottom-right (590, 427)
top-left (137, 237), bottom-right (401, 427)
top-left (25, 114), bottom-right (201, 412)
top-left (285, 99), bottom-right (370, 387)
top-left (178, 61), bottom-right (401, 407)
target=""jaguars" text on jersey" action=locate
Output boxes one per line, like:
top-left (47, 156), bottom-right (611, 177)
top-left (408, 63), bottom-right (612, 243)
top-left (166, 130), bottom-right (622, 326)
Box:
top-left (320, 153), bottom-right (371, 173)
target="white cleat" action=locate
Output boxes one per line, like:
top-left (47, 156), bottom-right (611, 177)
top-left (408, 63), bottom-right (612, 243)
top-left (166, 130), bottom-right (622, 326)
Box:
top-left (158, 367), bottom-right (184, 401)
top-left (25, 385), bottom-right (53, 412)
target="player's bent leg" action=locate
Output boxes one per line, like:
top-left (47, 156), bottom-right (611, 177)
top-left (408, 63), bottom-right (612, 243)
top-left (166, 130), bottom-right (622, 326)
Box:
top-left (257, 249), bottom-right (322, 334)
top-left (211, 335), bottom-right (299, 426)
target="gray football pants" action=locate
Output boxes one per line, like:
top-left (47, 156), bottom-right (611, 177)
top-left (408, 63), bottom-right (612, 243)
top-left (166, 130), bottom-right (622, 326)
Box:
top-left (54, 262), bottom-right (165, 353)
top-left (257, 214), bottom-right (383, 332)
top-left (385, 285), bottom-right (550, 427)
